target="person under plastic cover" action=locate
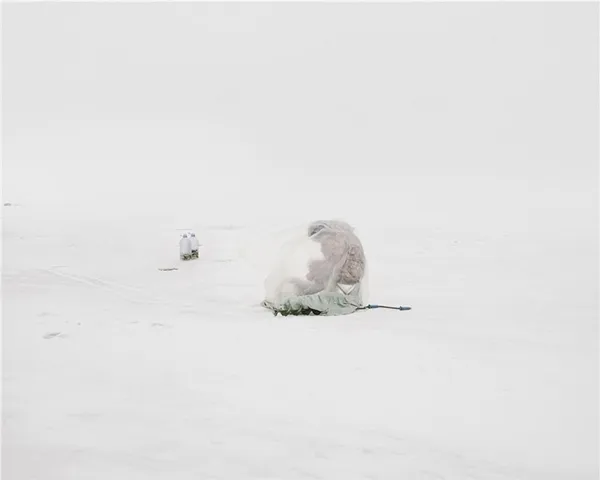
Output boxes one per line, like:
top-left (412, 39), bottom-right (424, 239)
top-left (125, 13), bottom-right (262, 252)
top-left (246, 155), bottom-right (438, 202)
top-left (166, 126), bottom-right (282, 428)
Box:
top-left (261, 220), bottom-right (368, 316)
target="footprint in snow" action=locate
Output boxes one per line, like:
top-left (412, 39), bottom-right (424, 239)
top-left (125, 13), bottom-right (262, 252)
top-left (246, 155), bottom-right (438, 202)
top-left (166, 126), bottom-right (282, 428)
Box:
top-left (43, 332), bottom-right (66, 340)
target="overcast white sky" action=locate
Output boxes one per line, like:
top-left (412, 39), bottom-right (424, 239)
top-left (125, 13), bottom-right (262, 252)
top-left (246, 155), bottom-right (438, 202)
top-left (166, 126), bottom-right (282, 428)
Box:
top-left (3, 3), bottom-right (598, 229)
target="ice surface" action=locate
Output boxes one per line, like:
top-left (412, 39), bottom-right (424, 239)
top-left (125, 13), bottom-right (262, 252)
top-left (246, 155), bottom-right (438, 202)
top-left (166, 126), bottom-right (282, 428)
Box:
top-left (3, 3), bottom-right (598, 480)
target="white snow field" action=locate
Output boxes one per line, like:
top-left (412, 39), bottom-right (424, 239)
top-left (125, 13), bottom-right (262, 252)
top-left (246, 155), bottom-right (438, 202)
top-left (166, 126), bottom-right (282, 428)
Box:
top-left (3, 3), bottom-right (598, 480)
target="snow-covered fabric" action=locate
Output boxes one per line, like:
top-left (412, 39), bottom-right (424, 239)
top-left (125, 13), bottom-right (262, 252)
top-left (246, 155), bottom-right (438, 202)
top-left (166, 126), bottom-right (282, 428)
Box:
top-left (262, 220), bottom-right (368, 316)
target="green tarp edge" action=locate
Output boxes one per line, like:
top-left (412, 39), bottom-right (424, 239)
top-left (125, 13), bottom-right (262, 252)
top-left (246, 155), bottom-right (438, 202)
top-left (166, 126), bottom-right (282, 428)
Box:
top-left (262, 292), bottom-right (362, 316)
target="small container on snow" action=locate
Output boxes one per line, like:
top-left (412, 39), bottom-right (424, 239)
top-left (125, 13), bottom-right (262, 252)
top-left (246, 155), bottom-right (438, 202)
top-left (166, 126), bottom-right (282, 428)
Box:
top-left (189, 232), bottom-right (199, 259)
top-left (180, 233), bottom-right (192, 260)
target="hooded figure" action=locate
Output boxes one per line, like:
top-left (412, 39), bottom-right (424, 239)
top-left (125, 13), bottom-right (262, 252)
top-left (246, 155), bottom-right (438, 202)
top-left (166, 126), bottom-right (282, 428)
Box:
top-left (262, 220), bottom-right (367, 315)
top-left (293, 220), bottom-right (366, 295)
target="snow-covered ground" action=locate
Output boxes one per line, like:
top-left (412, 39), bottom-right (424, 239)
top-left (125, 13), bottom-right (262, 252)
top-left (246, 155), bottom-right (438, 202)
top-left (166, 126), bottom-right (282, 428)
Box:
top-left (3, 3), bottom-right (598, 480)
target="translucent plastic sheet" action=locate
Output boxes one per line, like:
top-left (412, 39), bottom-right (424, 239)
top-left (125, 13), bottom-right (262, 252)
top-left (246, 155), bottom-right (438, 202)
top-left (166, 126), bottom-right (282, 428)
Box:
top-left (262, 220), bottom-right (368, 315)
